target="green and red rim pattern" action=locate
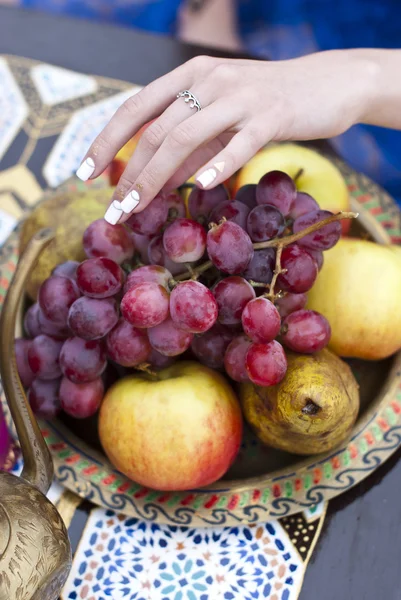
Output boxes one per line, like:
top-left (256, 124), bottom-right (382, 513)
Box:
top-left (1, 161), bottom-right (401, 526)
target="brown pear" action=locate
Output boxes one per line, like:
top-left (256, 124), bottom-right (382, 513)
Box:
top-left (240, 349), bottom-right (359, 455)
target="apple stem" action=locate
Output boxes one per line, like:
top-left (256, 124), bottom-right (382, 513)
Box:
top-left (135, 363), bottom-right (159, 379)
top-left (173, 211), bottom-right (359, 284)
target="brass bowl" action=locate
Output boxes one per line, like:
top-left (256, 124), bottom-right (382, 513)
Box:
top-left (2, 160), bottom-right (401, 527)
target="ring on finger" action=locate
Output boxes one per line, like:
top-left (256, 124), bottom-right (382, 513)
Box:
top-left (176, 90), bottom-right (202, 112)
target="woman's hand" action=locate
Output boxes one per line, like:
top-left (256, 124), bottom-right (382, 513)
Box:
top-left (76, 49), bottom-right (378, 224)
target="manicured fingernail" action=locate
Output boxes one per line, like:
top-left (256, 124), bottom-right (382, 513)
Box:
top-left (104, 200), bottom-right (123, 225)
top-left (76, 157), bottom-right (95, 181)
top-left (196, 168), bottom-right (217, 188)
top-left (120, 190), bottom-right (140, 214)
top-left (214, 161), bottom-right (225, 173)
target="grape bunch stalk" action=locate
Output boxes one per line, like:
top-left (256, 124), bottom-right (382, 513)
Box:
top-left (16, 170), bottom-right (357, 421)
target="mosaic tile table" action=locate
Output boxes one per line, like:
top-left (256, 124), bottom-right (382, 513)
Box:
top-left (0, 54), bottom-right (329, 600)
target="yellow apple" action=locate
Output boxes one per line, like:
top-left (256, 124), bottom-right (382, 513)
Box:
top-left (235, 144), bottom-right (350, 230)
top-left (307, 237), bottom-right (401, 359)
top-left (98, 361), bottom-right (243, 491)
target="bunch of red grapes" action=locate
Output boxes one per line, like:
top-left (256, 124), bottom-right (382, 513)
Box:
top-left (15, 170), bottom-right (342, 422)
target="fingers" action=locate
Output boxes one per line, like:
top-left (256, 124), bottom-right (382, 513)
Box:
top-left (104, 100), bottom-right (238, 224)
top-left (162, 137), bottom-right (227, 193)
top-left (194, 122), bottom-right (267, 189)
top-left (111, 85), bottom-right (216, 200)
top-left (75, 63), bottom-right (198, 181)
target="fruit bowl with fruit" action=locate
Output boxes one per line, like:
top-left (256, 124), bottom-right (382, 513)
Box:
top-left (3, 144), bottom-right (401, 526)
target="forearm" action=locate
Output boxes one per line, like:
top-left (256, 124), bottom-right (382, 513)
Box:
top-left (355, 48), bottom-right (401, 130)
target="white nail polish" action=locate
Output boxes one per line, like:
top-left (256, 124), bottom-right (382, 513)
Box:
top-left (120, 190), bottom-right (140, 213)
top-left (104, 200), bottom-right (123, 225)
top-left (196, 168), bottom-right (217, 188)
top-left (214, 161), bottom-right (225, 173)
top-left (76, 157), bottom-right (95, 181)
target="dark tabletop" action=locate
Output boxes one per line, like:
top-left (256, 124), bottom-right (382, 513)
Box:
top-left (1, 7), bottom-right (401, 600)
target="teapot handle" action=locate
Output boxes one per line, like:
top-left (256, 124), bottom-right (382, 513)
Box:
top-left (0, 228), bottom-right (55, 495)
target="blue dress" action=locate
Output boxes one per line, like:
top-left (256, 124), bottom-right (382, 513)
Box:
top-left (23, 0), bottom-right (401, 204)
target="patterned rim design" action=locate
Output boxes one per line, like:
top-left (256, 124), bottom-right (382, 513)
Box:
top-left (1, 162), bottom-right (401, 526)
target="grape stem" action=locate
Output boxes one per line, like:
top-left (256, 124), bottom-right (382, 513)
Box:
top-left (264, 245), bottom-right (286, 300)
top-left (174, 211), bottom-right (358, 284)
top-left (253, 211), bottom-right (358, 250)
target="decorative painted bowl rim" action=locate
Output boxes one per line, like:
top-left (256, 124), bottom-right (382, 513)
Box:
top-left (2, 159), bottom-right (401, 526)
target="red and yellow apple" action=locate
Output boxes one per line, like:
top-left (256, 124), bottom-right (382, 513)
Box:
top-left (235, 143), bottom-right (350, 232)
top-left (98, 361), bottom-right (243, 491)
top-left (108, 121), bottom-right (153, 186)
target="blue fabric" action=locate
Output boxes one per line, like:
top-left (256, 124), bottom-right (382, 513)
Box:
top-left (23, 0), bottom-right (401, 204)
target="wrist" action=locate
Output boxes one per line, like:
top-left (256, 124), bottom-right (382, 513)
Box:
top-left (344, 49), bottom-right (381, 126)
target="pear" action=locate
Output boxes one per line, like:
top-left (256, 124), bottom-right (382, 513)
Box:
top-left (240, 349), bottom-right (359, 455)
top-left (20, 188), bottom-right (114, 300)
top-left (307, 237), bottom-right (401, 360)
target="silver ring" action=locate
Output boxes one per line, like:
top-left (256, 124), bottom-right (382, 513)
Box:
top-left (176, 90), bottom-right (202, 112)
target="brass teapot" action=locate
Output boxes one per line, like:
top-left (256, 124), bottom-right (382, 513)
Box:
top-left (0, 229), bottom-right (72, 600)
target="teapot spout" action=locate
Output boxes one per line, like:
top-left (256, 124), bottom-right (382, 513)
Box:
top-left (0, 228), bottom-right (55, 495)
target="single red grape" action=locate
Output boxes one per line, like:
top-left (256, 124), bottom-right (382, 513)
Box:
top-left (124, 265), bottom-right (172, 293)
top-left (148, 348), bottom-right (176, 369)
top-left (83, 218), bottom-right (134, 264)
top-left (24, 303), bottom-right (42, 338)
top-left (191, 324), bottom-right (235, 369)
top-left (148, 235), bottom-right (188, 276)
top-left (163, 218), bottom-right (206, 263)
top-left (121, 282), bottom-right (169, 328)
top-left (60, 376), bottom-right (104, 419)
top-left (148, 316), bottom-right (193, 356)
top-left (275, 293), bottom-right (307, 319)
top-left (76, 257), bottom-right (124, 298)
top-left (188, 184), bottom-right (229, 220)
top-left (28, 335), bottom-right (63, 380)
top-left (276, 244), bottom-right (318, 293)
top-left (281, 309), bottom-right (331, 353)
top-left (247, 204), bottom-right (285, 242)
top-left (52, 260), bottom-right (79, 281)
top-left (68, 296), bottom-right (119, 340)
top-left (130, 231), bottom-right (151, 264)
top-left (305, 248), bottom-right (324, 270)
top-left (293, 210), bottom-right (341, 250)
top-left (209, 200), bottom-right (250, 230)
top-left (242, 297), bottom-right (281, 343)
top-left (106, 319), bottom-right (151, 366)
top-left (246, 341), bottom-right (287, 386)
top-left (289, 192), bottom-right (319, 220)
top-left (60, 337), bottom-right (107, 383)
top-left (170, 280), bottom-right (218, 333)
top-left (243, 248), bottom-right (276, 284)
top-left (256, 170), bottom-right (296, 216)
top-left (213, 276), bottom-right (255, 325)
top-left (235, 184), bottom-right (257, 210)
top-left (37, 309), bottom-right (70, 340)
top-left (38, 275), bottom-right (80, 324)
top-left (224, 335), bottom-right (251, 382)
top-left (126, 194), bottom-right (168, 236)
top-left (28, 378), bottom-right (61, 419)
top-left (15, 338), bottom-right (35, 388)
top-left (166, 191), bottom-right (186, 219)
top-left (207, 221), bottom-right (254, 274)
